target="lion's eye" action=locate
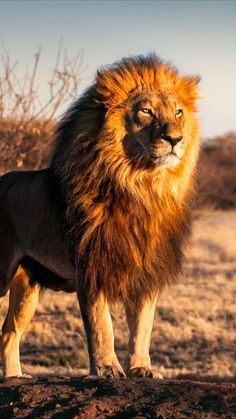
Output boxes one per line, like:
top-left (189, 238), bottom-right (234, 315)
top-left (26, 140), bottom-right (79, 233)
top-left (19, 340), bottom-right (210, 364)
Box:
top-left (140, 107), bottom-right (152, 115)
top-left (175, 109), bottom-right (183, 118)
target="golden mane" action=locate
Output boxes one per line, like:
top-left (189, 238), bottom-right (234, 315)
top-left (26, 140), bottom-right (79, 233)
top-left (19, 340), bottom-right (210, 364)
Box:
top-left (51, 54), bottom-right (200, 305)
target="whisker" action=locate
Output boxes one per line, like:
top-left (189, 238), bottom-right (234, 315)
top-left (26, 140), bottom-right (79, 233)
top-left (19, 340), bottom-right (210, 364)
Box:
top-left (135, 137), bottom-right (149, 155)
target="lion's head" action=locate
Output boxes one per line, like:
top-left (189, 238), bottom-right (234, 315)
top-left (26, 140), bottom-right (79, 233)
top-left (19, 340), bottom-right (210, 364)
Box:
top-left (96, 56), bottom-right (199, 172)
top-left (52, 54), bottom-right (200, 302)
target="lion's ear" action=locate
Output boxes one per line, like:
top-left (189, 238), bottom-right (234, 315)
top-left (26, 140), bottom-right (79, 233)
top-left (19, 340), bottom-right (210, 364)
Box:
top-left (184, 74), bottom-right (200, 91)
top-left (179, 75), bottom-right (201, 110)
top-left (183, 75), bottom-right (201, 95)
top-left (95, 69), bottom-right (113, 106)
top-left (95, 66), bottom-right (135, 108)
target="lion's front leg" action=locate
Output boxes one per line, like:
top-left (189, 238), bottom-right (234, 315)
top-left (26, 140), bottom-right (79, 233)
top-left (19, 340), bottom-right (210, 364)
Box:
top-left (77, 285), bottom-right (125, 378)
top-left (125, 295), bottom-right (161, 379)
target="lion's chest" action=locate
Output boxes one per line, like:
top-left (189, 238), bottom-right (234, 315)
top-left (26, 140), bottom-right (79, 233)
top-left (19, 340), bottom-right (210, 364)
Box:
top-left (98, 203), bottom-right (160, 272)
top-left (77, 196), bottom-right (187, 302)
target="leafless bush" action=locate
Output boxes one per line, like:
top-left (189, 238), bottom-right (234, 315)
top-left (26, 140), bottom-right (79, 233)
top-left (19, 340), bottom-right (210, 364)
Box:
top-left (0, 42), bottom-right (85, 173)
top-left (0, 40), bottom-right (85, 128)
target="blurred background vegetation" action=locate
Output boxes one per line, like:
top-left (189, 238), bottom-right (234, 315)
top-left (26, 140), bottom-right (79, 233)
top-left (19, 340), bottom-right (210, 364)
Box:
top-left (0, 47), bottom-right (235, 211)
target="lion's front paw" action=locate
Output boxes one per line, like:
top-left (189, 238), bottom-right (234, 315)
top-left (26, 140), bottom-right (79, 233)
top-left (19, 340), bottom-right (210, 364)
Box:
top-left (95, 364), bottom-right (126, 378)
top-left (4, 373), bottom-right (33, 379)
top-left (127, 367), bottom-right (163, 379)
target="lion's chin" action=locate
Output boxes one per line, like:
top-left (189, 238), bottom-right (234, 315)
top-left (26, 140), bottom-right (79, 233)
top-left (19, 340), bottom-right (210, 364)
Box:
top-left (151, 153), bottom-right (181, 169)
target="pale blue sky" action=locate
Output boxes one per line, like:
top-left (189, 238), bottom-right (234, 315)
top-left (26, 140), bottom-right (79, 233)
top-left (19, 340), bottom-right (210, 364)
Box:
top-left (1, 0), bottom-right (236, 138)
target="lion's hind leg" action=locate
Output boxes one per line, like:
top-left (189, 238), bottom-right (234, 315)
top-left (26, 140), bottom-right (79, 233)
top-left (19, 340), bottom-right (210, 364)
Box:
top-left (1, 266), bottom-right (40, 377)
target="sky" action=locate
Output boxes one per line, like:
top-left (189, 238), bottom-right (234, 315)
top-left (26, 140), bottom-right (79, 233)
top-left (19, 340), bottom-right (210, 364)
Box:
top-left (0, 0), bottom-right (236, 138)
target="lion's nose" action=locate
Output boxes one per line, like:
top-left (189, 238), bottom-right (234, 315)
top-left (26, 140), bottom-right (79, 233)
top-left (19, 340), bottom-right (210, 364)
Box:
top-left (161, 133), bottom-right (183, 146)
top-left (160, 123), bottom-right (183, 146)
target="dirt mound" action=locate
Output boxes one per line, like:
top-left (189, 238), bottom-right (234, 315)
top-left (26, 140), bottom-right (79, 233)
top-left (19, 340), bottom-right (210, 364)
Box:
top-left (0, 376), bottom-right (235, 418)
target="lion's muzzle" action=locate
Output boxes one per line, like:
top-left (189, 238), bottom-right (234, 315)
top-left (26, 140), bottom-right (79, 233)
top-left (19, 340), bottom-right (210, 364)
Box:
top-left (150, 121), bottom-right (184, 167)
top-left (160, 122), bottom-right (183, 146)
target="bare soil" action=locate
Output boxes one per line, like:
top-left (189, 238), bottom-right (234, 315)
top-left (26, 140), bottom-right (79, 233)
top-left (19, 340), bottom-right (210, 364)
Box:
top-left (0, 376), bottom-right (235, 418)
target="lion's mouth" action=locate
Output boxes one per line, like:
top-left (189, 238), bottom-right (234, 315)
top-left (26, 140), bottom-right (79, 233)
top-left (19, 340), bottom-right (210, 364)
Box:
top-left (150, 151), bottom-right (182, 168)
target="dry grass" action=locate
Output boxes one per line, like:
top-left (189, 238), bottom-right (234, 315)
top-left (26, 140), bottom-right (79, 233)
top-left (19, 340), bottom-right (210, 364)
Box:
top-left (0, 210), bottom-right (235, 382)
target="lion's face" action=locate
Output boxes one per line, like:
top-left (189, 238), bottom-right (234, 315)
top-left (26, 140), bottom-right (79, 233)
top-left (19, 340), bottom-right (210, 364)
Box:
top-left (123, 91), bottom-right (186, 170)
top-left (95, 57), bottom-right (199, 181)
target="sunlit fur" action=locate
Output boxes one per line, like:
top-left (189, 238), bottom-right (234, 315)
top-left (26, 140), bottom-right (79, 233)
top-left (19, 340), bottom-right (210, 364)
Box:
top-left (52, 54), bottom-right (200, 305)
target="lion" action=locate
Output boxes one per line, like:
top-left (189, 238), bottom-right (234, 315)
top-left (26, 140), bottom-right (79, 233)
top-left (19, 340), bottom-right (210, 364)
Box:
top-left (0, 54), bottom-right (200, 378)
